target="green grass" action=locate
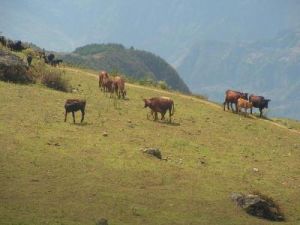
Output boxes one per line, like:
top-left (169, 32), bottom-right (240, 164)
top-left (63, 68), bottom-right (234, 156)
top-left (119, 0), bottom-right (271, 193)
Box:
top-left (1, 67), bottom-right (300, 225)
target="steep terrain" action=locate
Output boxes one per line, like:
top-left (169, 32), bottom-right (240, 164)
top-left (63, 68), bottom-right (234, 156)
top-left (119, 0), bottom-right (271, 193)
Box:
top-left (176, 28), bottom-right (300, 120)
top-left (61, 43), bottom-right (190, 93)
top-left (0, 64), bottom-right (300, 225)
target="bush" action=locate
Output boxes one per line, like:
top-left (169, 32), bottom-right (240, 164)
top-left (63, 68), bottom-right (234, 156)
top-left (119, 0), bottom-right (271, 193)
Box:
top-left (41, 69), bottom-right (70, 92)
top-left (158, 80), bottom-right (168, 90)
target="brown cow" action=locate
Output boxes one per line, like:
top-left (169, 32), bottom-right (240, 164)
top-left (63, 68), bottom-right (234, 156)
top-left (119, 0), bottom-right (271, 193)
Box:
top-left (143, 97), bottom-right (175, 122)
top-left (64, 99), bottom-right (86, 123)
top-left (249, 95), bottom-right (271, 117)
top-left (102, 76), bottom-right (114, 97)
top-left (223, 90), bottom-right (248, 112)
top-left (237, 98), bottom-right (253, 116)
top-left (99, 71), bottom-right (109, 91)
top-left (113, 76), bottom-right (126, 99)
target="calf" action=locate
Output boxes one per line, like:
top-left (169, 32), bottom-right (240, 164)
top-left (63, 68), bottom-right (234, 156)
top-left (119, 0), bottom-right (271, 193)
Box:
top-left (237, 98), bottom-right (253, 116)
top-left (249, 95), bottom-right (271, 117)
top-left (64, 99), bottom-right (86, 123)
top-left (113, 76), bottom-right (126, 99)
top-left (143, 97), bottom-right (175, 122)
top-left (224, 90), bottom-right (248, 112)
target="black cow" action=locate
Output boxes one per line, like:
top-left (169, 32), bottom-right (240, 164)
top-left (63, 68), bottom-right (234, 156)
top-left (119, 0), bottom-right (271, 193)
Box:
top-left (7, 40), bottom-right (26, 51)
top-left (0, 36), bottom-right (6, 46)
top-left (249, 95), bottom-right (271, 117)
top-left (64, 99), bottom-right (86, 123)
top-left (51, 59), bottom-right (63, 67)
top-left (27, 55), bottom-right (33, 66)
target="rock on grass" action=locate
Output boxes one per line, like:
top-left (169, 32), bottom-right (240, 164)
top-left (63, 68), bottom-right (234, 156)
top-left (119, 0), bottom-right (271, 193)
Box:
top-left (231, 192), bottom-right (284, 221)
top-left (142, 148), bottom-right (162, 159)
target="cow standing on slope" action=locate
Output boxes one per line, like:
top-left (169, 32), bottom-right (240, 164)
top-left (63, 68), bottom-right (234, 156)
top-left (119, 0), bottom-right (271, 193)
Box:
top-left (113, 76), bottom-right (126, 99)
top-left (143, 97), bottom-right (175, 122)
top-left (224, 90), bottom-right (248, 113)
top-left (64, 99), bottom-right (86, 123)
top-left (237, 98), bottom-right (253, 116)
top-left (249, 95), bottom-right (271, 117)
top-left (99, 71), bottom-right (109, 91)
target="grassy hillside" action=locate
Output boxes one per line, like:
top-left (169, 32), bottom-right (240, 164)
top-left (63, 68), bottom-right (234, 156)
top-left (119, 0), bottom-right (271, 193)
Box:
top-left (60, 44), bottom-right (190, 94)
top-left (1, 66), bottom-right (300, 225)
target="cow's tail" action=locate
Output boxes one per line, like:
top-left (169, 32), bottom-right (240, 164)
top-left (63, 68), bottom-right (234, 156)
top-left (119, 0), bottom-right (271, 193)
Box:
top-left (171, 101), bottom-right (175, 116)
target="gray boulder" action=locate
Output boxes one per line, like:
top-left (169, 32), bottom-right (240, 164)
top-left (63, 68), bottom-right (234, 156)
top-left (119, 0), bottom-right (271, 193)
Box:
top-left (231, 193), bottom-right (284, 221)
top-left (0, 49), bottom-right (32, 83)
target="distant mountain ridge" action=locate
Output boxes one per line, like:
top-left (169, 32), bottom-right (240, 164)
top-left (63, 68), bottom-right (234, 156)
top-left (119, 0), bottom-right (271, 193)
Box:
top-left (61, 44), bottom-right (190, 93)
top-left (176, 28), bottom-right (300, 120)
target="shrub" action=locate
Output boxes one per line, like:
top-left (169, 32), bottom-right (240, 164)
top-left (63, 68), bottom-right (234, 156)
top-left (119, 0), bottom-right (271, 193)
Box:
top-left (41, 69), bottom-right (70, 92)
top-left (158, 80), bottom-right (169, 90)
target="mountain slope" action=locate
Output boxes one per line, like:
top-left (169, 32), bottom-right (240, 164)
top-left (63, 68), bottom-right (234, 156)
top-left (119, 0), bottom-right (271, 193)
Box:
top-left (1, 65), bottom-right (300, 225)
top-left (176, 28), bottom-right (300, 120)
top-left (61, 43), bottom-right (190, 93)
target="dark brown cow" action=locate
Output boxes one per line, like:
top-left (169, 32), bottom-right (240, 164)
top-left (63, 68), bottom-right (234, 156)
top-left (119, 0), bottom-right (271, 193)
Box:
top-left (223, 90), bottom-right (248, 112)
top-left (249, 95), bottom-right (271, 117)
top-left (143, 97), bottom-right (175, 122)
top-left (64, 99), bottom-right (86, 123)
top-left (98, 71), bottom-right (108, 91)
top-left (113, 76), bottom-right (126, 99)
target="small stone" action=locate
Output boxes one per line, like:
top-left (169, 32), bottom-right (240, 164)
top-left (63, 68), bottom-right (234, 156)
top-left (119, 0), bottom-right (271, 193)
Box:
top-left (96, 218), bottom-right (108, 225)
top-left (253, 168), bottom-right (259, 172)
top-left (142, 148), bottom-right (162, 159)
top-left (102, 132), bottom-right (108, 137)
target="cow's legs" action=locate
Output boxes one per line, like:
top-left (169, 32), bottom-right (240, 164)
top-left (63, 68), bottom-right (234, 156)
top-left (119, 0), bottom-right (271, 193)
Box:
top-left (64, 110), bottom-right (68, 122)
top-left (72, 111), bottom-right (75, 123)
top-left (235, 103), bottom-right (238, 113)
top-left (259, 108), bottom-right (263, 117)
top-left (223, 101), bottom-right (226, 111)
top-left (169, 108), bottom-right (172, 123)
top-left (230, 102), bottom-right (234, 111)
top-left (250, 107), bottom-right (253, 114)
top-left (154, 112), bottom-right (158, 121)
top-left (161, 111), bottom-right (166, 120)
top-left (81, 109), bottom-right (85, 123)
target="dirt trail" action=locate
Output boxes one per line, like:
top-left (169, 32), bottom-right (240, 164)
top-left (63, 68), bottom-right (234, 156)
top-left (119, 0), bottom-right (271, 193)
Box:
top-left (62, 67), bottom-right (300, 135)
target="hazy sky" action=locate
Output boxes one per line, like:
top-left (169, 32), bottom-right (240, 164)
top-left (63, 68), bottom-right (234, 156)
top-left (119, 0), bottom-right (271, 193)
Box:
top-left (1, 0), bottom-right (300, 56)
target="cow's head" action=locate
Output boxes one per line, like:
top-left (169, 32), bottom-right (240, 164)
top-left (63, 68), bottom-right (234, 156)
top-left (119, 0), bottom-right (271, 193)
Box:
top-left (241, 93), bottom-right (248, 100)
top-left (263, 99), bottom-right (271, 108)
top-left (143, 99), bottom-right (150, 108)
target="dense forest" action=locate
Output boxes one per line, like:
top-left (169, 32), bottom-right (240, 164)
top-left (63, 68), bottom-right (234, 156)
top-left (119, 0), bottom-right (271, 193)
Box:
top-left (61, 44), bottom-right (190, 93)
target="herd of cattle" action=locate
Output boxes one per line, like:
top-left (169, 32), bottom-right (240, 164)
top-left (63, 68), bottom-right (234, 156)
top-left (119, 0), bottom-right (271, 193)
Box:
top-left (0, 36), bottom-right (63, 67)
top-left (64, 71), bottom-right (270, 123)
top-left (224, 90), bottom-right (271, 117)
